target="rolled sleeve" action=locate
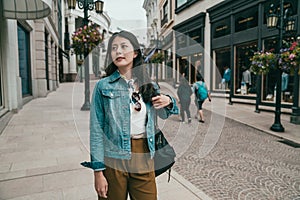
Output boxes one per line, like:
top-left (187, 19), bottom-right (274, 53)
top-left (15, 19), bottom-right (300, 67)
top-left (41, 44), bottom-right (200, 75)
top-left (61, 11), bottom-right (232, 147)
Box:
top-left (82, 82), bottom-right (106, 171)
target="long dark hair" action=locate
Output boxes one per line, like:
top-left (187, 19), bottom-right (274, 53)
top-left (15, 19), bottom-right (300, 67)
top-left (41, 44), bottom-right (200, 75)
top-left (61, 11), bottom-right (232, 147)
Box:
top-left (104, 30), bottom-right (156, 103)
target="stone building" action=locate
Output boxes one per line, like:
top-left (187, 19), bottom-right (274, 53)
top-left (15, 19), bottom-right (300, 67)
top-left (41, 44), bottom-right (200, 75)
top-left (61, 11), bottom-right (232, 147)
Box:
top-left (0, 0), bottom-right (61, 132)
top-left (143, 0), bottom-right (300, 124)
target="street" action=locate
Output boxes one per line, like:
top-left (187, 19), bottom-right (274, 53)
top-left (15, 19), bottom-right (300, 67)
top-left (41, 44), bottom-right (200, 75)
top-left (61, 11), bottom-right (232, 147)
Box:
top-left (167, 112), bottom-right (300, 199)
top-left (0, 82), bottom-right (299, 200)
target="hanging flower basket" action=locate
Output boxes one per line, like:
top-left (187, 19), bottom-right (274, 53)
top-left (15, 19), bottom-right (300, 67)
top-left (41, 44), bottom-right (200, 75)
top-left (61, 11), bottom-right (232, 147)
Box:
top-left (77, 59), bottom-right (83, 65)
top-left (278, 41), bottom-right (300, 72)
top-left (288, 41), bottom-right (300, 67)
top-left (250, 51), bottom-right (277, 75)
top-left (150, 52), bottom-right (164, 64)
top-left (71, 22), bottom-right (103, 55)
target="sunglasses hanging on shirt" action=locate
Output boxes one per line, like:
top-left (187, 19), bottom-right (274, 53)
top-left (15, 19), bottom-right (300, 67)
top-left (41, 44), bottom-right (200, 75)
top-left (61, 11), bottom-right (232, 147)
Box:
top-left (131, 92), bottom-right (141, 112)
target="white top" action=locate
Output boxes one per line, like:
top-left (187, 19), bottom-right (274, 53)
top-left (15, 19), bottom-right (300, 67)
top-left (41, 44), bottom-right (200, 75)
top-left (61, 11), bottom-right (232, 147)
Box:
top-left (125, 78), bottom-right (147, 135)
top-left (130, 96), bottom-right (146, 135)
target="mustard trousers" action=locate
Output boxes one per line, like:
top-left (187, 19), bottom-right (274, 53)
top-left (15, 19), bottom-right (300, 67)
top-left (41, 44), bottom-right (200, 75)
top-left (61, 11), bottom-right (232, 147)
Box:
top-left (99, 138), bottom-right (157, 200)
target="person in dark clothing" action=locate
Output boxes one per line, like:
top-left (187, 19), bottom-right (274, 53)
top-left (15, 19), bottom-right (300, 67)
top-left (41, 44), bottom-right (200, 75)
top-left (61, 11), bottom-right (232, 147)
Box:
top-left (177, 77), bottom-right (193, 123)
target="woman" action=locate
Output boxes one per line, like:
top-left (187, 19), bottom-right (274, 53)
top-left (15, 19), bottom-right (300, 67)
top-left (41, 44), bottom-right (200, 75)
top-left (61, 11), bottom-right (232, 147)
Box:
top-left (177, 77), bottom-right (192, 123)
top-left (193, 75), bottom-right (211, 123)
top-left (82, 31), bottom-right (178, 200)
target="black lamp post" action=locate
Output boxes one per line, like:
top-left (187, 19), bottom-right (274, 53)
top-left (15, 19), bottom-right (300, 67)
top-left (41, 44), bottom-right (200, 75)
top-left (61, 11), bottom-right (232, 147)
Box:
top-left (266, 0), bottom-right (297, 132)
top-left (68, 0), bottom-right (104, 111)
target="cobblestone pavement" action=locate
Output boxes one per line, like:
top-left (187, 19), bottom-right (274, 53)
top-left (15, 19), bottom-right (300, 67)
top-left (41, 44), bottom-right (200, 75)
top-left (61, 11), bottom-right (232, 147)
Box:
top-left (161, 103), bottom-right (300, 200)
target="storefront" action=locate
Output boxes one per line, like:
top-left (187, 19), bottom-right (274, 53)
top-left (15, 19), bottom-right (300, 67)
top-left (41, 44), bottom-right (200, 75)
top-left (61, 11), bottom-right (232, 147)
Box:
top-left (173, 12), bottom-right (206, 84)
top-left (208, 0), bottom-right (299, 116)
top-left (0, 0), bottom-right (53, 132)
top-left (161, 32), bottom-right (173, 81)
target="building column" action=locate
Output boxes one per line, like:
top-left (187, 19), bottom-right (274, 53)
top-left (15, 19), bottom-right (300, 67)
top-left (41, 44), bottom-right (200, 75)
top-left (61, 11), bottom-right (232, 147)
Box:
top-left (291, 69), bottom-right (300, 124)
top-left (51, 40), bottom-right (56, 90)
top-left (34, 19), bottom-right (47, 97)
top-left (47, 38), bottom-right (52, 91)
top-left (204, 12), bottom-right (211, 87)
top-left (68, 14), bottom-right (77, 81)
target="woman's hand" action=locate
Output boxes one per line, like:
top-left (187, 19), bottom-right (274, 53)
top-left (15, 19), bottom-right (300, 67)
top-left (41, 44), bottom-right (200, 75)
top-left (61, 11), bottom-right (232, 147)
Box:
top-left (94, 171), bottom-right (108, 198)
top-left (151, 94), bottom-right (172, 109)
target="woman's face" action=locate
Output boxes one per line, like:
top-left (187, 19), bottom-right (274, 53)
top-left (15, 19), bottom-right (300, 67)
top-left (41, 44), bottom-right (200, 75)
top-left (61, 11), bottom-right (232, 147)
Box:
top-left (111, 36), bottom-right (137, 70)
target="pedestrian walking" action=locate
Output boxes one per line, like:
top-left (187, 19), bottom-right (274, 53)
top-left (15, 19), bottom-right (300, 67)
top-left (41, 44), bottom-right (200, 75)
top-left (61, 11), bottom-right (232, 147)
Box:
top-left (193, 75), bottom-right (211, 123)
top-left (81, 30), bottom-right (178, 200)
top-left (177, 77), bottom-right (192, 123)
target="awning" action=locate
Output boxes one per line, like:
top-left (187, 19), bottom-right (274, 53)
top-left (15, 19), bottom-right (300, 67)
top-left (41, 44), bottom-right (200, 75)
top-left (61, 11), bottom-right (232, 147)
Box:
top-left (59, 48), bottom-right (70, 60)
top-left (144, 48), bottom-right (156, 62)
top-left (2, 0), bottom-right (52, 20)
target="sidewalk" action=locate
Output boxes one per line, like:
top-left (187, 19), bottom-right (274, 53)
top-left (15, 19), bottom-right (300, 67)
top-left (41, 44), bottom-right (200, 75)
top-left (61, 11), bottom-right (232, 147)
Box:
top-left (0, 82), bottom-right (299, 200)
top-left (160, 82), bottom-right (300, 145)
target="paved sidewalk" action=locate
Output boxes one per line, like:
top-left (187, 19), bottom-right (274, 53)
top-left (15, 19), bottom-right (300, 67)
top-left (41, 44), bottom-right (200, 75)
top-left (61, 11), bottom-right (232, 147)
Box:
top-left (160, 82), bottom-right (300, 145)
top-left (0, 82), bottom-right (299, 200)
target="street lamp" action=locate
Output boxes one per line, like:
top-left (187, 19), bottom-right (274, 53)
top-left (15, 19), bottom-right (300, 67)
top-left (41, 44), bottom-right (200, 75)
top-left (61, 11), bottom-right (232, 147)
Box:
top-left (266, 0), bottom-right (297, 132)
top-left (68, 0), bottom-right (103, 111)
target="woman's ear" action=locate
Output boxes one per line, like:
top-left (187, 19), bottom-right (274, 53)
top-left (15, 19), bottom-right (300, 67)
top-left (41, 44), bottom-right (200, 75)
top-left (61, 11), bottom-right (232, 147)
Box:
top-left (133, 51), bottom-right (138, 58)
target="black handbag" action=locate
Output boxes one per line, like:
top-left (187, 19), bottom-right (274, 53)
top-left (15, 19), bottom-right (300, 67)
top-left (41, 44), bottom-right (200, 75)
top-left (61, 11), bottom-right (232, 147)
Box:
top-left (154, 129), bottom-right (176, 181)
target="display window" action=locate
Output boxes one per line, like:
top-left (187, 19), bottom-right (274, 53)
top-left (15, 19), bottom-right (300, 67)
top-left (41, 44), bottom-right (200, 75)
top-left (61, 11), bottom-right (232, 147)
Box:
top-left (214, 48), bottom-right (231, 91)
top-left (234, 42), bottom-right (258, 96)
top-left (177, 53), bottom-right (202, 84)
top-left (165, 48), bottom-right (173, 80)
top-left (262, 38), bottom-right (294, 104)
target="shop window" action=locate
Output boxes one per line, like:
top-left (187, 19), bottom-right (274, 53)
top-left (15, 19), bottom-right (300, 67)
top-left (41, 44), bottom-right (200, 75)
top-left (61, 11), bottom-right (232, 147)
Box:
top-left (235, 6), bottom-right (258, 32)
top-left (178, 57), bottom-right (188, 75)
top-left (235, 42), bottom-right (258, 96)
top-left (262, 38), bottom-right (294, 104)
top-left (165, 48), bottom-right (173, 79)
top-left (214, 48), bottom-right (231, 90)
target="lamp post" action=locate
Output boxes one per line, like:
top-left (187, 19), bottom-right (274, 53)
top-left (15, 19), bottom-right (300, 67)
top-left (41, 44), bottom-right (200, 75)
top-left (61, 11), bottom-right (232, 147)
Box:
top-left (266, 0), bottom-right (297, 132)
top-left (68, 0), bottom-right (104, 111)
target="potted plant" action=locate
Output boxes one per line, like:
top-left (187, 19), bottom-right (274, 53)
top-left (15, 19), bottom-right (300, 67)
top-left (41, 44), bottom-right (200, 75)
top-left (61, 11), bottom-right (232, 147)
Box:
top-left (150, 52), bottom-right (164, 64)
top-left (71, 22), bottom-right (103, 55)
top-left (278, 41), bottom-right (300, 72)
top-left (250, 50), bottom-right (277, 75)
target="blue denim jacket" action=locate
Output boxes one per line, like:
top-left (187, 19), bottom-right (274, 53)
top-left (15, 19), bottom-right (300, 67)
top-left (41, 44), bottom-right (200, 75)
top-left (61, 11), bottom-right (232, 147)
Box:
top-left (82, 71), bottom-right (178, 171)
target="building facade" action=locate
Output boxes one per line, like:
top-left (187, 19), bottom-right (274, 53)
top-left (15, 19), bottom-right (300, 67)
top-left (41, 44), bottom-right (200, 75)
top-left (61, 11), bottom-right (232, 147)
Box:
top-left (207, 0), bottom-right (299, 124)
top-left (143, 0), bottom-right (300, 124)
top-left (0, 0), bottom-right (63, 132)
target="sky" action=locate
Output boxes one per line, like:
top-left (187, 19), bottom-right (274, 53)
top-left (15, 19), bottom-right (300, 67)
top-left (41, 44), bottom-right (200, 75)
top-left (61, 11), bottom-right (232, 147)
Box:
top-left (104, 0), bottom-right (148, 43)
top-left (104, 0), bottom-right (146, 22)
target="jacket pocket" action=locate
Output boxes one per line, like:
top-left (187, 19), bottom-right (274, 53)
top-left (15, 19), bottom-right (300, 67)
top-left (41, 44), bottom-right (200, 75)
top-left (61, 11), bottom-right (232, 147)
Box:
top-left (101, 90), bottom-right (122, 99)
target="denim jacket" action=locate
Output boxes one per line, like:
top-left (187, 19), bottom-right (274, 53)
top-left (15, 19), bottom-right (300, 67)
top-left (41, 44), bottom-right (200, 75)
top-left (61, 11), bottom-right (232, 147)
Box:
top-left (81, 71), bottom-right (178, 171)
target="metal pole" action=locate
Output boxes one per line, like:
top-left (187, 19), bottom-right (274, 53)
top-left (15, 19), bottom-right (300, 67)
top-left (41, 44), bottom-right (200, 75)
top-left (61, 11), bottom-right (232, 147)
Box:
top-left (81, 0), bottom-right (90, 110)
top-left (270, 0), bottom-right (284, 132)
top-left (255, 3), bottom-right (263, 113)
top-left (80, 64), bottom-right (83, 82)
top-left (291, 66), bottom-right (300, 124)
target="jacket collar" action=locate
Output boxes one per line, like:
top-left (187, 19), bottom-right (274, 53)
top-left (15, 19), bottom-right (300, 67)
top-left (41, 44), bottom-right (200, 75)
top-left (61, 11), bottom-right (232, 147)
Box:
top-left (108, 70), bottom-right (122, 83)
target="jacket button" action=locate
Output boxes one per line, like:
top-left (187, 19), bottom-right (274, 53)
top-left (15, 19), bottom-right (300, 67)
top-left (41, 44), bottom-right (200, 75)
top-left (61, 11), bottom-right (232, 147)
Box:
top-left (149, 138), bottom-right (153, 142)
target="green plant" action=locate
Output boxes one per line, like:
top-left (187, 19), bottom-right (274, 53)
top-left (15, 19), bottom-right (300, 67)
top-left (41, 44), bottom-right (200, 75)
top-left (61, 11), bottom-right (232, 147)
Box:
top-left (151, 52), bottom-right (164, 63)
top-left (71, 22), bottom-right (102, 55)
top-left (250, 51), bottom-right (276, 75)
top-left (279, 41), bottom-right (300, 72)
